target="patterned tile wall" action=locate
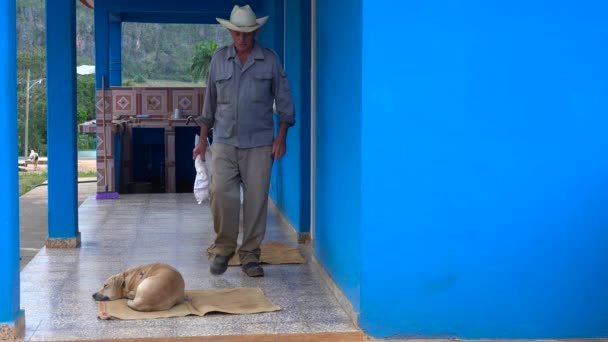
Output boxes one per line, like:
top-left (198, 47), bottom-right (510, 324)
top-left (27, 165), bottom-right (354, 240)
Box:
top-left (142, 90), bottom-right (168, 115)
top-left (95, 87), bottom-right (206, 193)
top-left (111, 89), bottom-right (136, 116)
top-left (172, 90), bottom-right (199, 116)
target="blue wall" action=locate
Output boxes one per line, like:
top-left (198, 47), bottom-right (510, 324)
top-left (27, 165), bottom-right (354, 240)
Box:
top-left (359, 0), bottom-right (608, 338)
top-left (268, 0), bottom-right (311, 234)
top-left (315, 0), bottom-right (362, 310)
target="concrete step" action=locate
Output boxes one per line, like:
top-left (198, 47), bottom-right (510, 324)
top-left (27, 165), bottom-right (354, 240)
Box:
top-left (29, 331), bottom-right (363, 342)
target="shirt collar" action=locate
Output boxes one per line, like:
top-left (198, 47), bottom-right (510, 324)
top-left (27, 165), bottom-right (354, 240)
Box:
top-left (227, 41), bottom-right (265, 61)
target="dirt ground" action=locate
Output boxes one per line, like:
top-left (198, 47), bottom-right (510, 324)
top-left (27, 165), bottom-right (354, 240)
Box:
top-left (20, 160), bottom-right (97, 173)
top-left (77, 159), bottom-right (97, 172)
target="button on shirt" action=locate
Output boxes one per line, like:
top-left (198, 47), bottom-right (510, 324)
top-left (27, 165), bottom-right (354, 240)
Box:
top-left (196, 42), bottom-right (296, 148)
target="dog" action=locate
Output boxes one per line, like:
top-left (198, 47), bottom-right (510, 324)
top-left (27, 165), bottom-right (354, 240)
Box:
top-left (28, 149), bottom-right (39, 170)
top-left (92, 263), bottom-right (185, 312)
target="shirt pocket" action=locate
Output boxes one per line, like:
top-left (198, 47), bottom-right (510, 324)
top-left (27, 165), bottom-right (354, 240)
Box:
top-left (214, 117), bottom-right (235, 138)
top-left (252, 72), bottom-right (273, 103)
top-left (215, 71), bottom-right (233, 104)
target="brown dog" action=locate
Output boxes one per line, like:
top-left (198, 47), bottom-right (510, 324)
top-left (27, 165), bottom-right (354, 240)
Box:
top-left (92, 263), bottom-right (185, 312)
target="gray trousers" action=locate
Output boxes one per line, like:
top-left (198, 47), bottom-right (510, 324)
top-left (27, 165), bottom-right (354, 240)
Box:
top-left (207, 143), bottom-right (273, 264)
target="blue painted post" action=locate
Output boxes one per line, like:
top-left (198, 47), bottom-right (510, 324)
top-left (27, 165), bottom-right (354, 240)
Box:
top-left (297, 0), bottom-right (312, 235)
top-left (270, 0), bottom-right (312, 239)
top-left (109, 19), bottom-right (122, 86)
top-left (273, 0), bottom-right (285, 64)
top-left (258, 0), bottom-right (284, 62)
top-left (0, 0), bottom-right (25, 337)
top-left (45, 0), bottom-right (80, 247)
top-left (314, 0), bottom-right (363, 312)
top-left (94, 3), bottom-right (109, 89)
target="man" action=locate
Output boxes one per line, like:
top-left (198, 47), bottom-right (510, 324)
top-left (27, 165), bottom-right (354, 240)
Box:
top-left (192, 5), bottom-right (295, 277)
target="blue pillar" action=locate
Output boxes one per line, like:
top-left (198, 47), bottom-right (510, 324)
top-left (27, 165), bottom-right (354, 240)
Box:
top-left (45, 0), bottom-right (80, 246)
top-left (95, 3), bottom-right (109, 89)
top-left (259, 0), bottom-right (284, 63)
top-left (109, 18), bottom-right (122, 86)
top-left (314, 0), bottom-right (362, 313)
top-left (297, 0), bottom-right (311, 235)
top-left (0, 0), bottom-right (25, 337)
top-left (269, 0), bottom-right (312, 238)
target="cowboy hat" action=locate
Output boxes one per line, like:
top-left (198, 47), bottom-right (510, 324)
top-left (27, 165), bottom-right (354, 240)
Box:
top-left (216, 5), bottom-right (269, 33)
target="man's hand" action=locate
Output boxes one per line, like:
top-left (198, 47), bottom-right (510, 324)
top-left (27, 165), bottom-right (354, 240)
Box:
top-left (272, 122), bottom-right (290, 160)
top-left (272, 137), bottom-right (286, 160)
top-left (193, 142), bottom-right (207, 161)
top-left (193, 124), bottom-right (210, 160)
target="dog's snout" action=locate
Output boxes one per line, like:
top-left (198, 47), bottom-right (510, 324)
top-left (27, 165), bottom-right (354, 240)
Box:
top-left (92, 293), bottom-right (109, 301)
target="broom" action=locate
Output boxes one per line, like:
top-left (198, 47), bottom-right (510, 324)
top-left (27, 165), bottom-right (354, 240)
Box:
top-left (96, 76), bottom-right (119, 199)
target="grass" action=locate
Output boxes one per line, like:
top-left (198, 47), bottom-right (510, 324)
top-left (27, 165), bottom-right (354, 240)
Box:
top-left (78, 170), bottom-right (97, 178)
top-left (19, 172), bottom-right (49, 196)
top-left (19, 170), bottom-right (98, 197)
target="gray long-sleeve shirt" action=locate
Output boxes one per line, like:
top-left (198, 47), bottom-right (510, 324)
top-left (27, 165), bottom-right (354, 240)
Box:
top-left (196, 42), bottom-right (296, 148)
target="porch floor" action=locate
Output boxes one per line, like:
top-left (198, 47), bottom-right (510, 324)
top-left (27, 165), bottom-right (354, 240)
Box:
top-left (19, 193), bottom-right (361, 341)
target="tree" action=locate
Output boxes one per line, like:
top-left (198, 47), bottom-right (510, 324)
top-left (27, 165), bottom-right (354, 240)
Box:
top-left (76, 74), bottom-right (96, 122)
top-left (75, 74), bottom-right (97, 150)
top-left (17, 48), bottom-right (47, 156)
top-left (190, 40), bottom-right (218, 83)
top-left (16, 48), bottom-right (97, 155)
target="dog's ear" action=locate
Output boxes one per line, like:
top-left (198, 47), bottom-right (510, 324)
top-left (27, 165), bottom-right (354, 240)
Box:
top-left (113, 276), bottom-right (125, 289)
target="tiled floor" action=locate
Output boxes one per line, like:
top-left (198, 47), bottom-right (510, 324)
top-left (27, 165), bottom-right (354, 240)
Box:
top-left (18, 194), bottom-right (360, 341)
top-left (19, 177), bottom-right (97, 270)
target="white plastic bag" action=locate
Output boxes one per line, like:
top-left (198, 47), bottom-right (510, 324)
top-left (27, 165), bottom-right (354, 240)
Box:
top-left (193, 135), bottom-right (210, 204)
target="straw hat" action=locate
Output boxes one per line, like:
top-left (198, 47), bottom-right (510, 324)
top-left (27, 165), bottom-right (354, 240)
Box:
top-left (216, 5), bottom-right (269, 33)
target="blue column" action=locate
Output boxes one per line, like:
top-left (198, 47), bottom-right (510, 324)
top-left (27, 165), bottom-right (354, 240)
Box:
top-left (45, 0), bottom-right (79, 245)
top-left (314, 0), bottom-right (362, 313)
top-left (95, 3), bottom-right (109, 89)
top-left (259, 0), bottom-right (284, 63)
top-left (0, 0), bottom-right (25, 334)
top-left (297, 0), bottom-right (311, 234)
top-left (269, 0), bottom-right (312, 237)
top-left (109, 18), bottom-right (122, 86)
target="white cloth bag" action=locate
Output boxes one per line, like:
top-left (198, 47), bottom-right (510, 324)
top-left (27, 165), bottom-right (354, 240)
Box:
top-left (193, 135), bottom-right (210, 204)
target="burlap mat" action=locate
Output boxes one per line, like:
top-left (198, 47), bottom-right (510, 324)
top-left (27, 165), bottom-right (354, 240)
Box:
top-left (97, 288), bottom-right (281, 320)
top-left (227, 241), bottom-right (306, 266)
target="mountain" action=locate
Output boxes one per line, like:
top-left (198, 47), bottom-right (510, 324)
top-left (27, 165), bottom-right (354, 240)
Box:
top-left (15, 0), bottom-right (231, 156)
top-left (16, 0), bottom-right (231, 82)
